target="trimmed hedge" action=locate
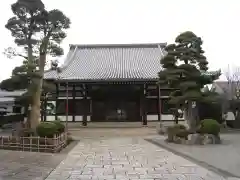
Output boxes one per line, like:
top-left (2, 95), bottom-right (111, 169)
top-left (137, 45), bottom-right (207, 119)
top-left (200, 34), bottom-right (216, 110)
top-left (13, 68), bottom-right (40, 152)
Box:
top-left (167, 124), bottom-right (189, 142)
top-left (36, 122), bottom-right (58, 138)
top-left (197, 119), bottom-right (220, 136)
top-left (52, 121), bottom-right (65, 133)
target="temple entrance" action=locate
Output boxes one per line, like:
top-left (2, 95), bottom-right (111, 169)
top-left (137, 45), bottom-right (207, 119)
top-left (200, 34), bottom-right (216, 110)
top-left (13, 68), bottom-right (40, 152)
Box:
top-left (91, 84), bottom-right (141, 122)
top-left (92, 99), bottom-right (140, 122)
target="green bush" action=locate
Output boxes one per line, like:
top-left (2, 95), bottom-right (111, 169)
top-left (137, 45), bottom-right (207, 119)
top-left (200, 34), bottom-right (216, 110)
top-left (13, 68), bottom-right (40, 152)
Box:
top-left (52, 121), bottom-right (65, 133)
top-left (36, 122), bottom-right (58, 138)
top-left (167, 124), bottom-right (187, 142)
top-left (197, 119), bottom-right (220, 136)
top-left (175, 129), bottom-right (190, 140)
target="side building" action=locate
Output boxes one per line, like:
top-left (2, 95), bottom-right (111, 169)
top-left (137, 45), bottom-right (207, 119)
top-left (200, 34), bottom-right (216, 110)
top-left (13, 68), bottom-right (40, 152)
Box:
top-left (43, 43), bottom-right (176, 125)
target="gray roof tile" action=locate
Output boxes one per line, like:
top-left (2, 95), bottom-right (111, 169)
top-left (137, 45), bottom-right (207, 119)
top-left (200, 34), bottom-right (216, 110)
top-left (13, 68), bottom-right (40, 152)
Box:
top-left (0, 97), bottom-right (14, 103)
top-left (44, 43), bottom-right (166, 81)
top-left (0, 90), bottom-right (25, 97)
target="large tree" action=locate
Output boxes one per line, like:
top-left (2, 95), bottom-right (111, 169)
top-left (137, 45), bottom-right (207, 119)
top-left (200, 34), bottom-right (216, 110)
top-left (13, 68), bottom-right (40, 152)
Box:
top-left (5, 0), bottom-right (70, 129)
top-left (29, 8), bottom-right (70, 128)
top-left (158, 31), bottom-right (221, 130)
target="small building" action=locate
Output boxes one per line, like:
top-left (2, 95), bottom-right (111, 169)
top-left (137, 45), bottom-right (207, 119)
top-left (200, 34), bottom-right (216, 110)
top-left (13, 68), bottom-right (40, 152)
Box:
top-left (43, 43), bottom-right (176, 125)
top-left (0, 90), bottom-right (25, 115)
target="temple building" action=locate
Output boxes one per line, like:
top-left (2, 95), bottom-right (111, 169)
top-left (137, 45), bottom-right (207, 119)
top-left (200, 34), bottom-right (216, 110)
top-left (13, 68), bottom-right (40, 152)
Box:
top-left (43, 43), bottom-right (175, 126)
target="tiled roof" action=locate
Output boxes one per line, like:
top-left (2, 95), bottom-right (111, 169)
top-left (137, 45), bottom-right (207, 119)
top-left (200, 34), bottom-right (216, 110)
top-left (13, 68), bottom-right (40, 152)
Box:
top-left (44, 43), bottom-right (166, 81)
top-left (0, 90), bottom-right (25, 97)
top-left (0, 97), bottom-right (14, 103)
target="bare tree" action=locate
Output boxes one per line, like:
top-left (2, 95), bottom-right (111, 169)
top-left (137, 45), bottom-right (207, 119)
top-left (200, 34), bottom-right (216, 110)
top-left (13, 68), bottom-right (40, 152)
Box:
top-left (223, 65), bottom-right (240, 100)
top-left (223, 65), bottom-right (240, 127)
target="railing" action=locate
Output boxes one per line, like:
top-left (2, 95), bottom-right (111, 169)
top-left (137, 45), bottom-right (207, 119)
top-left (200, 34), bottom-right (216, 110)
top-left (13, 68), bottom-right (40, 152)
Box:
top-left (0, 132), bottom-right (67, 153)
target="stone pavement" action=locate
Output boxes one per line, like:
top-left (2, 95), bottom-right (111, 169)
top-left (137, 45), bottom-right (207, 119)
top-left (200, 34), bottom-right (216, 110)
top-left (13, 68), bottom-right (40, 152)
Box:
top-left (150, 134), bottom-right (240, 178)
top-left (46, 137), bottom-right (227, 180)
top-left (0, 150), bottom-right (66, 180)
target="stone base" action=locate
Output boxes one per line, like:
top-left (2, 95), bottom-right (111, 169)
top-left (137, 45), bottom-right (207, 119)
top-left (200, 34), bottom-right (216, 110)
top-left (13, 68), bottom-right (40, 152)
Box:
top-left (157, 126), bottom-right (167, 135)
top-left (167, 133), bottom-right (221, 145)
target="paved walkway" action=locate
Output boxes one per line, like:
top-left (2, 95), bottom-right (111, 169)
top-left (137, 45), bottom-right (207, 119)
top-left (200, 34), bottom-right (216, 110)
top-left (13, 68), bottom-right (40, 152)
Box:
top-left (46, 137), bottom-right (227, 180)
top-left (150, 134), bottom-right (240, 178)
top-left (0, 150), bottom-right (65, 180)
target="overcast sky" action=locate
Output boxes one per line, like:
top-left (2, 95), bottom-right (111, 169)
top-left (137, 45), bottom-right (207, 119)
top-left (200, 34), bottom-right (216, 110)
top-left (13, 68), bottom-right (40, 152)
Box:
top-left (0, 0), bottom-right (239, 81)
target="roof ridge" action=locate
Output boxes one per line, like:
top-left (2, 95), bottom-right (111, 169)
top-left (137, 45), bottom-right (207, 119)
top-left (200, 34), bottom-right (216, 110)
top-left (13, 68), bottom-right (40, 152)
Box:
top-left (58, 46), bottom-right (78, 74)
top-left (69, 43), bottom-right (167, 48)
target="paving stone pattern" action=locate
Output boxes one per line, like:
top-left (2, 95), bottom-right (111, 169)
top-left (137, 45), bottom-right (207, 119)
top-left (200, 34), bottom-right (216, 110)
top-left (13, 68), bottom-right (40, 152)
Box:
top-left (46, 137), bottom-right (226, 180)
top-left (0, 150), bottom-right (65, 180)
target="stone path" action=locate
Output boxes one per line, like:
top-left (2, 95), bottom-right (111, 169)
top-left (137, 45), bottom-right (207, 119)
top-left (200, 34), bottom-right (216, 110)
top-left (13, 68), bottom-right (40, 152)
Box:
top-left (46, 137), bottom-right (227, 180)
top-left (0, 150), bottom-right (65, 180)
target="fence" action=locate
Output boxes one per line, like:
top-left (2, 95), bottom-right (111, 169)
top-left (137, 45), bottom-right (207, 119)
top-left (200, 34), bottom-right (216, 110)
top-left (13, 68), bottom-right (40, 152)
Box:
top-left (0, 132), bottom-right (67, 153)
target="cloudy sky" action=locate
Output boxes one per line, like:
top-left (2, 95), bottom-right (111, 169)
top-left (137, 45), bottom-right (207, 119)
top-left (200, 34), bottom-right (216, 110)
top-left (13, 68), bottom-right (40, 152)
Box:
top-left (0, 0), bottom-right (239, 81)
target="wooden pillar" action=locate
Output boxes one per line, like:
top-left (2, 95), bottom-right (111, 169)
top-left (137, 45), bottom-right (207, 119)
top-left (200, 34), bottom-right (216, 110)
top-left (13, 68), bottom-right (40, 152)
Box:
top-left (157, 85), bottom-right (161, 121)
top-left (44, 94), bottom-right (47, 121)
top-left (55, 83), bottom-right (59, 121)
top-left (142, 84), bottom-right (147, 126)
top-left (82, 84), bottom-right (87, 126)
top-left (40, 100), bottom-right (44, 121)
top-left (72, 84), bottom-right (76, 122)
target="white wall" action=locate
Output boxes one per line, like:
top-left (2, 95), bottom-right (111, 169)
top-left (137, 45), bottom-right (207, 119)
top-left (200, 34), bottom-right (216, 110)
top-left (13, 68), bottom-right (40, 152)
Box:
top-left (45, 114), bottom-right (183, 122)
top-left (46, 115), bottom-right (91, 122)
top-left (147, 114), bottom-right (184, 121)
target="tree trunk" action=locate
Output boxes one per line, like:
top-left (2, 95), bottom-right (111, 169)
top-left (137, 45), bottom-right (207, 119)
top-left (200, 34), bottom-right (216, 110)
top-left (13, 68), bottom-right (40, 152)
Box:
top-left (29, 54), bottom-right (46, 129)
top-left (26, 45), bottom-right (34, 128)
top-left (185, 101), bottom-right (199, 131)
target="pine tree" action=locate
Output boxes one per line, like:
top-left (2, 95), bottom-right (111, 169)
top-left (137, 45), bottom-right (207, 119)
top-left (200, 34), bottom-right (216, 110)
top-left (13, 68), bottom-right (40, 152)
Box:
top-left (158, 31), bottom-right (221, 130)
top-left (5, 0), bottom-right (70, 129)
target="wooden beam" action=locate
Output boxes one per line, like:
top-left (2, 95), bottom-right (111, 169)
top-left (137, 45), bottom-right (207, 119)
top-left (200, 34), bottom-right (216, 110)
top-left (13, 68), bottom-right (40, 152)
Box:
top-left (44, 94), bottom-right (47, 121)
top-left (72, 84), bottom-right (76, 122)
top-left (157, 85), bottom-right (161, 121)
top-left (82, 84), bottom-right (87, 126)
top-left (55, 83), bottom-right (59, 121)
top-left (142, 84), bottom-right (147, 126)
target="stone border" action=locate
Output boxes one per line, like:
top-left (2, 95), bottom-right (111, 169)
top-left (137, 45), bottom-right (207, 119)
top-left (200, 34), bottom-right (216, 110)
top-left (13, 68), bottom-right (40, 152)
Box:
top-left (145, 138), bottom-right (240, 179)
top-left (59, 140), bottom-right (79, 154)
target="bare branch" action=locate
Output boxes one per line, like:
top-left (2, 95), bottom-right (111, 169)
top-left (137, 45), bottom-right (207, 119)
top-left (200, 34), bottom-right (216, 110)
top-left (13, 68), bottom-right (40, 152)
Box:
top-left (223, 64), bottom-right (240, 99)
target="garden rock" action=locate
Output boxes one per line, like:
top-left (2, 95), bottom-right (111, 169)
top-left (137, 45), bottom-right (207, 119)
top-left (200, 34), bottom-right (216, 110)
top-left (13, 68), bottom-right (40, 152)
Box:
top-left (202, 134), bottom-right (221, 144)
top-left (188, 133), bottom-right (203, 145)
top-left (157, 126), bottom-right (167, 135)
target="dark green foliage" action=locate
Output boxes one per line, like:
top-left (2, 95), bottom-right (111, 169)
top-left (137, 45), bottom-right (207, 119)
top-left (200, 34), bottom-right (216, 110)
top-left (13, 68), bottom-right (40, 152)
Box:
top-left (158, 31), bottom-right (221, 122)
top-left (167, 124), bottom-right (188, 142)
top-left (36, 122), bottom-right (58, 138)
top-left (175, 129), bottom-right (190, 140)
top-left (198, 102), bottom-right (223, 124)
top-left (52, 121), bottom-right (65, 133)
top-left (197, 119), bottom-right (220, 136)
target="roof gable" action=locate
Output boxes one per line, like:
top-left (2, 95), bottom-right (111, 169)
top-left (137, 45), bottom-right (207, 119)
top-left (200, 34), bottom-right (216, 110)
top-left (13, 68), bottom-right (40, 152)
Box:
top-left (44, 43), bottom-right (166, 81)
